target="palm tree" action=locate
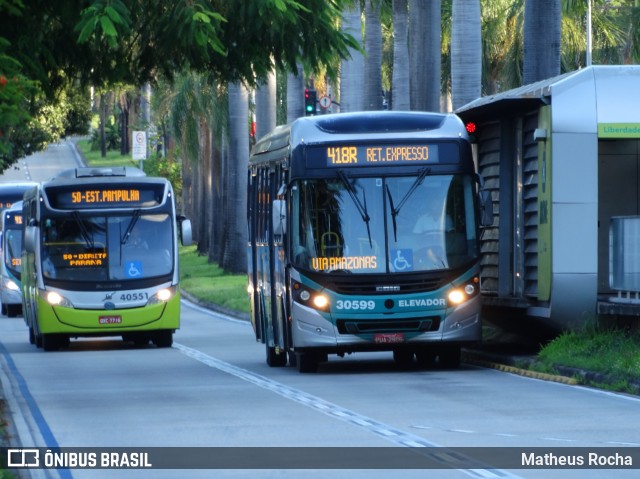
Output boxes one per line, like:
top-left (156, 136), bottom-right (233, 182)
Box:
top-left (222, 82), bottom-right (249, 273)
top-left (523, 0), bottom-right (562, 84)
top-left (287, 63), bottom-right (305, 121)
top-left (364, 0), bottom-right (383, 110)
top-left (391, 0), bottom-right (410, 110)
top-left (451, 0), bottom-right (482, 109)
top-left (255, 69), bottom-right (277, 141)
top-left (409, 0), bottom-right (441, 111)
top-left (340, 2), bottom-right (365, 112)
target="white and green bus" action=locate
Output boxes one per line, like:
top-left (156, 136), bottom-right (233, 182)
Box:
top-left (1, 201), bottom-right (26, 317)
top-left (248, 111), bottom-right (493, 372)
top-left (21, 167), bottom-right (192, 351)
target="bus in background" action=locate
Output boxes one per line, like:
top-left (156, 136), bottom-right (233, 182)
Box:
top-left (1, 201), bottom-right (25, 317)
top-left (21, 167), bottom-right (192, 351)
top-left (247, 111), bottom-right (493, 372)
top-left (0, 182), bottom-right (38, 224)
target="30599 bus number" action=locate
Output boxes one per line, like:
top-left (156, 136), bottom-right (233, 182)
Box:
top-left (335, 300), bottom-right (375, 310)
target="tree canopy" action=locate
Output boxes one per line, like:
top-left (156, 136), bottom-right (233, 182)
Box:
top-left (0, 0), bottom-right (359, 167)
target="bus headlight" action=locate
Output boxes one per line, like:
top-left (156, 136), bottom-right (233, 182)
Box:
top-left (447, 277), bottom-right (480, 307)
top-left (41, 290), bottom-right (74, 308)
top-left (147, 286), bottom-right (176, 305)
top-left (3, 278), bottom-right (19, 291)
top-left (448, 289), bottom-right (465, 305)
top-left (313, 294), bottom-right (329, 309)
top-left (292, 281), bottom-right (329, 312)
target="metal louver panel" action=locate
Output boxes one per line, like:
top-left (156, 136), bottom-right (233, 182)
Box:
top-left (477, 122), bottom-right (501, 294)
top-left (522, 113), bottom-right (539, 298)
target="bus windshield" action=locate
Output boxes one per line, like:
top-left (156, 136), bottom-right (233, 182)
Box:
top-left (40, 213), bottom-right (174, 282)
top-left (4, 227), bottom-right (23, 278)
top-left (291, 174), bottom-right (478, 273)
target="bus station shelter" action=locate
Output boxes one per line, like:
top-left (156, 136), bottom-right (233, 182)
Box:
top-left (456, 65), bottom-right (640, 332)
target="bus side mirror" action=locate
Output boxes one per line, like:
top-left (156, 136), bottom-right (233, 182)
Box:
top-left (180, 218), bottom-right (193, 246)
top-left (272, 199), bottom-right (286, 236)
top-left (24, 225), bottom-right (37, 253)
top-left (479, 189), bottom-right (494, 227)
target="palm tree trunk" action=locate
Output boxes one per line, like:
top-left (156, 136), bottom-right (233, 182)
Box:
top-left (222, 82), bottom-right (249, 273)
top-left (391, 0), bottom-right (410, 111)
top-left (523, 0), bottom-right (561, 85)
top-left (409, 0), bottom-right (441, 111)
top-left (255, 69), bottom-right (277, 140)
top-left (364, 0), bottom-right (383, 111)
top-left (287, 63), bottom-right (305, 122)
top-left (451, 0), bottom-right (482, 110)
top-left (340, 3), bottom-right (365, 112)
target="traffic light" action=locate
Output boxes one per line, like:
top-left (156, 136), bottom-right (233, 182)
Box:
top-left (304, 88), bottom-right (317, 116)
top-left (465, 121), bottom-right (477, 143)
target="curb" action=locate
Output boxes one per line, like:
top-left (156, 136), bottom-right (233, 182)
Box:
top-left (180, 289), bottom-right (250, 322)
top-left (462, 353), bottom-right (578, 385)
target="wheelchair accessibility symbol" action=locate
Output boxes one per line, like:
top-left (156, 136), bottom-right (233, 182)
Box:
top-left (126, 261), bottom-right (143, 278)
top-left (392, 249), bottom-right (413, 271)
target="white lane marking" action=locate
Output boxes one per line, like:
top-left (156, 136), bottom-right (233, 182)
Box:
top-left (174, 342), bottom-right (522, 479)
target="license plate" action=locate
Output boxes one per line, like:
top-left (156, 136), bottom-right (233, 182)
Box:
top-left (373, 333), bottom-right (405, 344)
top-left (99, 315), bottom-right (122, 325)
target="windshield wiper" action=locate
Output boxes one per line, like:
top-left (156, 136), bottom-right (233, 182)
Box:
top-left (337, 170), bottom-right (372, 248)
top-left (386, 185), bottom-right (398, 242)
top-left (72, 212), bottom-right (94, 249)
top-left (121, 209), bottom-right (142, 245)
top-left (386, 167), bottom-right (431, 241)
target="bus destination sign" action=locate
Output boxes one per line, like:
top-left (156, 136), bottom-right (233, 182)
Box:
top-left (47, 185), bottom-right (163, 209)
top-left (4, 213), bottom-right (22, 226)
top-left (71, 189), bottom-right (141, 204)
top-left (306, 143), bottom-right (441, 168)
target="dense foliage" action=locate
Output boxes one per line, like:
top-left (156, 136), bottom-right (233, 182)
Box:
top-left (0, 0), bottom-right (358, 169)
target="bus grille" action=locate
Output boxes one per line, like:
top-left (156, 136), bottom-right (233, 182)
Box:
top-left (336, 317), bottom-right (440, 334)
top-left (325, 275), bottom-right (448, 295)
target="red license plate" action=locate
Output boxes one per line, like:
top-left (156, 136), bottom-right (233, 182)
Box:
top-left (99, 315), bottom-right (122, 324)
top-left (373, 333), bottom-right (405, 344)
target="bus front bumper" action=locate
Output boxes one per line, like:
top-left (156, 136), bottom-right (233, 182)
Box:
top-left (291, 295), bottom-right (481, 350)
top-left (36, 294), bottom-right (181, 334)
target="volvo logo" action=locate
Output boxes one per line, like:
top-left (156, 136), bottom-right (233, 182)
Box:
top-left (104, 301), bottom-right (115, 310)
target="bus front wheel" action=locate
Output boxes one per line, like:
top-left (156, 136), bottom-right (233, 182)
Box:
top-left (153, 330), bottom-right (173, 348)
top-left (296, 351), bottom-right (327, 373)
top-left (266, 344), bottom-right (287, 367)
top-left (42, 333), bottom-right (61, 352)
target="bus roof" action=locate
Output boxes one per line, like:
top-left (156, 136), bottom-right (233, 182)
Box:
top-left (55, 166), bottom-right (146, 180)
top-left (38, 167), bottom-right (170, 190)
top-left (250, 111), bottom-right (468, 163)
top-left (0, 182), bottom-right (39, 196)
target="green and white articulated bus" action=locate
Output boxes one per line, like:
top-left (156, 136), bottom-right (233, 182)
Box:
top-left (247, 111), bottom-right (493, 372)
top-left (21, 167), bottom-right (192, 351)
top-left (1, 201), bottom-right (26, 317)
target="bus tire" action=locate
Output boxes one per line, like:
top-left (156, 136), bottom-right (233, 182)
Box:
top-left (393, 349), bottom-right (415, 368)
top-left (34, 326), bottom-right (43, 348)
top-left (42, 334), bottom-right (60, 352)
top-left (153, 330), bottom-right (173, 348)
top-left (287, 351), bottom-right (298, 367)
top-left (266, 345), bottom-right (287, 367)
top-left (416, 349), bottom-right (437, 368)
top-left (438, 346), bottom-right (461, 368)
top-left (28, 326), bottom-right (35, 345)
top-left (296, 352), bottom-right (320, 373)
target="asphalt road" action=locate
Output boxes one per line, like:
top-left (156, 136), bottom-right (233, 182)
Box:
top-left (1, 143), bottom-right (639, 479)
